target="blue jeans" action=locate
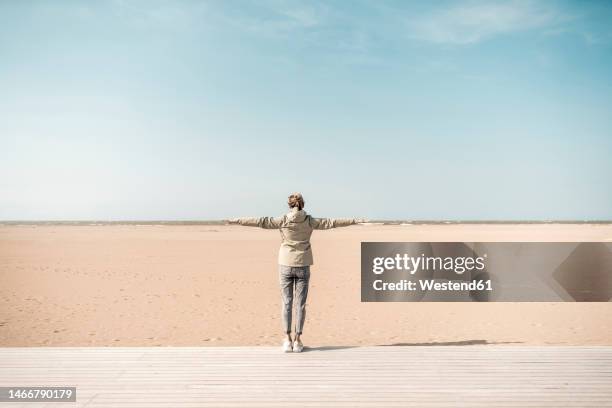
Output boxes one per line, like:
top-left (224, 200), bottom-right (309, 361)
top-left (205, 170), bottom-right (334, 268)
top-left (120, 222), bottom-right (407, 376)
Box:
top-left (278, 265), bottom-right (310, 335)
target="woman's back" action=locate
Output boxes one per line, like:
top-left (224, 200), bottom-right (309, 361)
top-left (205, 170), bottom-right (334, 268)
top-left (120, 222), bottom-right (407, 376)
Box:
top-left (279, 208), bottom-right (314, 266)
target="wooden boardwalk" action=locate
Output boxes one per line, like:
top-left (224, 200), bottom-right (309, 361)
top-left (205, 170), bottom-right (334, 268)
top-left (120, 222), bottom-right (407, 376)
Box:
top-left (1, 346), bottom-right (612, 407)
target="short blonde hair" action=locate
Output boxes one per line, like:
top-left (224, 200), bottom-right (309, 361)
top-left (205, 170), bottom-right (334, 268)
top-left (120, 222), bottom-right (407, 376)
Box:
top-left (288, 193), bottom-right (305, 210)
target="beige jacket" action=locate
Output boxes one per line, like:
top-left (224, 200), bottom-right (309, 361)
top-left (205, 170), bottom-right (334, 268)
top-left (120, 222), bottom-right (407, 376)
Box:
top-left (234, 208), bottom-right (357, 266)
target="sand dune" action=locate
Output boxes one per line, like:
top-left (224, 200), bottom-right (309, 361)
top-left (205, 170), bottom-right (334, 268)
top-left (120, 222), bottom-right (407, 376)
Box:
top-left (1, 224), bottom-right (611, 346)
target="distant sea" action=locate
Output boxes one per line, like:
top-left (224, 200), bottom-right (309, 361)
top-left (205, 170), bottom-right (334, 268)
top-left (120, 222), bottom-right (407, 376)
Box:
top-left (1, 220), bottom-right (611, 226)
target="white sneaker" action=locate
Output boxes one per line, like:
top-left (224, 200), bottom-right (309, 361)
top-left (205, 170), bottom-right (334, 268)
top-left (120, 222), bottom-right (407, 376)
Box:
top-left (282, 339), bottom-right (293, 353)
top-left (293, 340), bottom-right (304, 353)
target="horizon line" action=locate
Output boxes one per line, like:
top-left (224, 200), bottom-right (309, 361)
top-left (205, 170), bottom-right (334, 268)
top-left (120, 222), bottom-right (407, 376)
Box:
top-left (1, 220), bottom-right (612, 225)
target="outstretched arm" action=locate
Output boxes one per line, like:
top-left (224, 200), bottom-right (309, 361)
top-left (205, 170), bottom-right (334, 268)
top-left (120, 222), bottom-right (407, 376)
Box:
top-left (227, 216), bottom-right (284, 229)
top-left (310, 217), bottom-right (363, 230)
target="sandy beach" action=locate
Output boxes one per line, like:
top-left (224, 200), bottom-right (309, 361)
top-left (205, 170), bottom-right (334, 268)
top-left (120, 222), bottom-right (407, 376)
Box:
top-left (1, 223), bottom-right (611, 347)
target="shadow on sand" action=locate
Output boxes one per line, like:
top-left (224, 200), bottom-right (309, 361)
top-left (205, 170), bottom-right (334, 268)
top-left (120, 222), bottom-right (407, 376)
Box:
top-left (302, 346), bottom-right (358, 352)
top-left (380, 340), bottom-right (524, 346)
top-left (303, 339), bottom-right (523, 351)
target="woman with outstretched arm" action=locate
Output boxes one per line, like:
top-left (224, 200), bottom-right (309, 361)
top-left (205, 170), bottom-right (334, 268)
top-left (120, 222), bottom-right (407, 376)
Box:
top-left (228, 193), bottom-right (363, 353)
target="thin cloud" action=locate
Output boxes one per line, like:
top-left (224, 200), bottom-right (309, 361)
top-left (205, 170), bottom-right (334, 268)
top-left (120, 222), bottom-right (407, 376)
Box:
top-left (405, 1), bottom-right (570, 45)
top-left (217, 0), bottom-right (326, 37)
top-left (272, 3), bottom-right (321, 28)
top-left (110, 0), bottom-right (207, 30)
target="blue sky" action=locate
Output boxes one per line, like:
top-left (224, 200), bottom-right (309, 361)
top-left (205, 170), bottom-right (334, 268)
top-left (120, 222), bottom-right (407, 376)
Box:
top-left (1, 0), bottom-right (611, 220)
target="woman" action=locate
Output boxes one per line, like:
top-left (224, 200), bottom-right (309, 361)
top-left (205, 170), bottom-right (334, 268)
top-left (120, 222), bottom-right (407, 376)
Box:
top-left (228, 193), bottom-right (361, 353)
